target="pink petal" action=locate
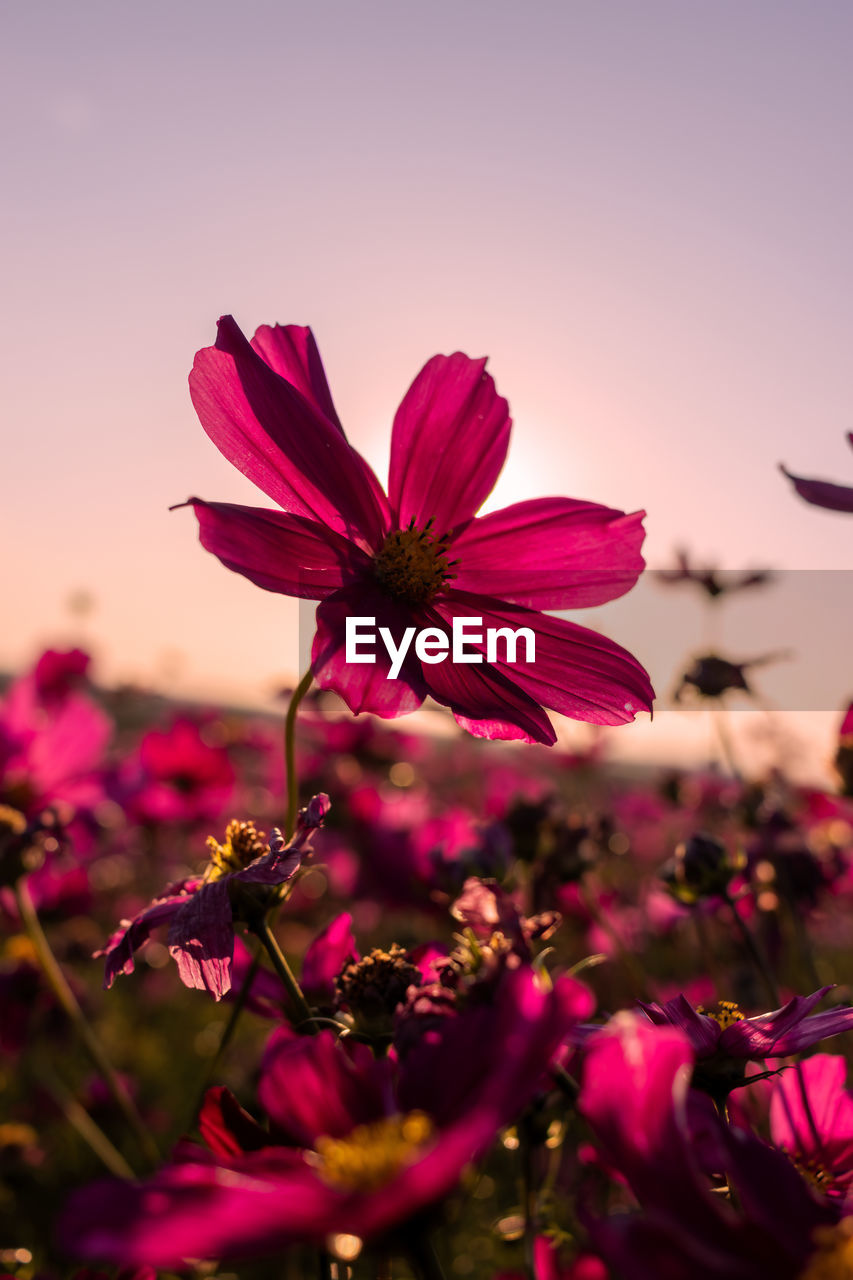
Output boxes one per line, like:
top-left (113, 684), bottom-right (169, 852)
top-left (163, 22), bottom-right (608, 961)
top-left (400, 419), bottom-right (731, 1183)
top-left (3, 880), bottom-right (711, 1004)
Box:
top-left (301, 912), bottom-right (357, 1004)
top-left (388, 353), bottom-right (511, 532)
top-left (418, 642), bottom-right (557, 745)
top-left (311, 583), bottom-right (428, 718)
top-left (59, 1157), bottom-right (335, 1265)
top-left (637, 996), bottom-right (720, 1058)
top-left (183, 499), bottom-right (370, 599)
top-left (250, 324), bottom-right (343, 432)
top-left (259, 1029), bottom-right (391, 1145)
top-left (770, 1055), bottom-right (853, 1161)
top-left (725, 987), bottom-right (836, 1056)
top-left (25, 691), bottom-right (111, 796)
top-left (198, 1086), bottom-right (271, 1157)
top-left (780, 464), bottom-right (853, 513)
top-left (189, 316), bottom-right (390, 547)
top-left (451, 498), bottom-right (646, 608)
top-left (433, 592), bottom-right (654, 727)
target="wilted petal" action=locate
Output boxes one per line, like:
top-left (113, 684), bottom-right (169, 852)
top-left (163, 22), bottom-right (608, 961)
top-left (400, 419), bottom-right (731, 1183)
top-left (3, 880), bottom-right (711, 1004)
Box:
top-left (184, 500), bottom-right (370, 599)
top-left (452, 498), bottom-right (646, 608)
top-left (250, 323), bottom-right (343, 432)
top-left (168, 880), bottom-right (234, 1001)
top-left (97, 880), bottom-right (200, 989)
top-left (189, 315), bottom-right (390, 546)
top-left (388, 353), bottom-right (511, 532)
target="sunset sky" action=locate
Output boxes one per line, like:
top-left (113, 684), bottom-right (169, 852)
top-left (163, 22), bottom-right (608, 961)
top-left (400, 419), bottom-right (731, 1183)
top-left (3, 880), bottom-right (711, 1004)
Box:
top-left (5, 2), bottom-right (853, 774)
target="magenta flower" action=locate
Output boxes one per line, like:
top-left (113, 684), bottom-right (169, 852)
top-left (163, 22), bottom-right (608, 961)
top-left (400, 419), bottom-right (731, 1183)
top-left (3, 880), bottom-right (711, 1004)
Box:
top-left (123, 716), bottom-right (235, 825)
top-left (60, 966), bottom-right (590, 1265)
top-left (179, 317), bottom-right (653, 744)
top-left (770, 1054), bottom-right (853, 1207)
top-left (97, 795), bottom-right (329, 1000)
top-left (781, 435), bottom-right (853, 512)
top-left (638, 987), bottom-right (853, 1062)
top-left (0, 656), bottom-right (110, 821)
top-left (578, 1014), bottom-right (837, 1280)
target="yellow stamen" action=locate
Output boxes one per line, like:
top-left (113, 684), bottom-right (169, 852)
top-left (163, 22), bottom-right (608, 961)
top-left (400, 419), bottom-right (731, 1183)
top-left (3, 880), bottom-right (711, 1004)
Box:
top-left (697, 1000), bottom-right (745, 1030)
top-left (204, 819), bottom-right (268, 881)
top-left (312, 1112), bottom-right (433, 1191)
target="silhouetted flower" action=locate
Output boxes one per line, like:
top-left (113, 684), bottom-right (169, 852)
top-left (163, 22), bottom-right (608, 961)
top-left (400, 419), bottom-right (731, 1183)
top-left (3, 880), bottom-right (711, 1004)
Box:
top-left (781, 436), bottom-right (853, 512)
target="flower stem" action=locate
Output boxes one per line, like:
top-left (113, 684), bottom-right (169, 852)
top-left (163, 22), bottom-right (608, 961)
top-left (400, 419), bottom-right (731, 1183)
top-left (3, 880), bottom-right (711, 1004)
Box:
top-left (251, 915), bottom-right (314, 1032)
top-left (284, 669), bottom-right (313, 839)
top-left (722, 888), bottom-right (780, 1007)
top-left (36, 1064), bottom-right (135, 1180)
top-left (14, 876), bottom-right (161, 1169)
top-left (187, 945), bottom-right (262, 1131)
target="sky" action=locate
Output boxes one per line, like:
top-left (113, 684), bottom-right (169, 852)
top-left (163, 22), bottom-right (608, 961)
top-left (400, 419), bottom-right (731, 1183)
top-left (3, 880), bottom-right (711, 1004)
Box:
top-left (4, 1), bottom-right (853, 774)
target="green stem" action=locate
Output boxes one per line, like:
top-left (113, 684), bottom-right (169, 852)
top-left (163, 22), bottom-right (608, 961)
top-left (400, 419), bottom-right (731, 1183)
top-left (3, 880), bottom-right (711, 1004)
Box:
top-left (284, 669), bottom-right (313, 839)
top-left (251, 915), bottom-right (314, 1032)
top-left (36, 1065), bottom-right (135, 1180)
top-left (14, 877), bottom-right (160, 1169)
top-left (187, 945), bottom-right (262, 1131)
top-left (722, 888), bottom-right (780, 1007)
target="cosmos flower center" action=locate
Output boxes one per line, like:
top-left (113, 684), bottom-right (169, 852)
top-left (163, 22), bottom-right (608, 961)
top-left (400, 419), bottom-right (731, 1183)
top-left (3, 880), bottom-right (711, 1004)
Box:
top-left (697, 1000), bottom-right (745, 1030)
top-left (335, 945), bottom-right (421, 1029)
top-left (204, 819), bottom-right (268, 881)
top-left (799, 1216), bottom-right (853, 1279)
top-left (373, 521), bottom-right (457, 604)
top-left (312, 1111), bottom-right (434, 1191)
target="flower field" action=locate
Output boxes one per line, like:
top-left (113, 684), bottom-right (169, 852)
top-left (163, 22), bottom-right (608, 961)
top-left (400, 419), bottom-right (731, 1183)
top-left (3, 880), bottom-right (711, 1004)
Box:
top-left (4, 319), bottom-right (853, 1280)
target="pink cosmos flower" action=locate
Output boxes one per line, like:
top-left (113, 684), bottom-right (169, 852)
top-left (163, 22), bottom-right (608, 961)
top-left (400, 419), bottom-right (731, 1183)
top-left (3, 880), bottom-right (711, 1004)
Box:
top-left (122, 716), bottom-right (235, 825)
top-left (578, 1014), bottom-right (837, 1280)
top-left (179, 317), bottom-right (654, 745)
top-left (637, 987), bottom-right (853, 1062)
top-left (60, 966), bottom-right (591, 1265)
top-left (770, 1054), bottom-right (853, 1207)
top-left (781, 435), bottom-right (853, 512)
top-left (96, 795), bottom-right (329, 1000)
top-left (0, 656), bottom-right (110, 822)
